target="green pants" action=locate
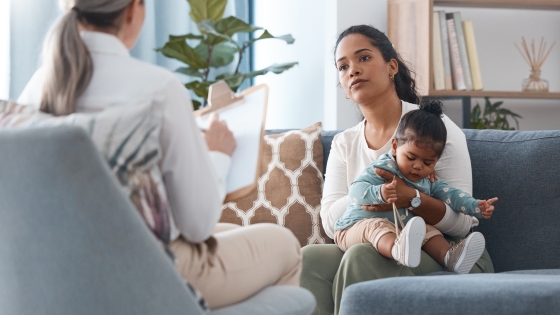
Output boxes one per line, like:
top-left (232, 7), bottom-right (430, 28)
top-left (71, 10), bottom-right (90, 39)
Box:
top-left (300, 236), bottom-right (494, 315)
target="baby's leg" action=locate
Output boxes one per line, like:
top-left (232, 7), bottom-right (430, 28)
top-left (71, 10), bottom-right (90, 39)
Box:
top-left (422, 225), bottom-right (486, 274)
top-left (334, 218), bottom-right (395, 257)
top-left (422, 226), bottom-right (449, 266)
top-left (335, 218), bottom-right (426, 267)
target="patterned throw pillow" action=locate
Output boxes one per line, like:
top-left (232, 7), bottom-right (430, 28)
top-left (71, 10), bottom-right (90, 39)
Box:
top-left (0, 100), bottom-right (172, 245)
top-left (220, 122), bottom-right (332, 246)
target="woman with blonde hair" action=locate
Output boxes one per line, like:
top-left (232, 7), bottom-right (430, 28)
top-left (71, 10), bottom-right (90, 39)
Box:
top-left (18, 0), bottom-right (302, 309)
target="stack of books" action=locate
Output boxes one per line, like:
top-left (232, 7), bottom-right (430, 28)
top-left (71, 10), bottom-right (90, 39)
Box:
top-left (432, 11), bottom-right (483, 91)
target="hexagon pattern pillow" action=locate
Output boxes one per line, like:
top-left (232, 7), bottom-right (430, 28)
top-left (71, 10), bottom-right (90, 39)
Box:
top-left (220, 122), bottom-right (332, 246)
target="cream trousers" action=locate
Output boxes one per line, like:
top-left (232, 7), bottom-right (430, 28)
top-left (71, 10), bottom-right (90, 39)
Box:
top-left (170, 223), bottom-right (302, 309)
top-left (334, 218), bottom-right (442, 252)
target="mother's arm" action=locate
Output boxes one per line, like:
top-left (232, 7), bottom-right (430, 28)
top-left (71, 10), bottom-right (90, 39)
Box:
top-left (320, 143), bottom-right (351, 239)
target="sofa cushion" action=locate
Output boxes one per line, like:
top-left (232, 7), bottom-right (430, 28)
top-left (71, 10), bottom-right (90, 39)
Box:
top-left (340, 273), bottom-right (560, 315)
top-left (464, 129), bottom-right (560, 272)
top-left (220, 122), bottom-right (332, 246)
top-left (211, 286), bottom-right (316, 315)
top-left (502, 269), bottom-right (560, 275)
top-left (0, 100), bottom-right (173, 244)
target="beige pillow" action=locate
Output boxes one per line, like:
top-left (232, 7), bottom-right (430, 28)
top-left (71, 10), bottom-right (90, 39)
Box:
top-left (220, 122), bottom-right (332, 246)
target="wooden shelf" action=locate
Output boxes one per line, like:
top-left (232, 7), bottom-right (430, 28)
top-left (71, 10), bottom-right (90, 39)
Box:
top-left (388, 0), bottom-right (560, 127)
top-left (434, 0), bottom-right (560, 11)
top-left (388, 0), bottom-right (560, 96)
top-left (428, 90), bottom-right (560, 99)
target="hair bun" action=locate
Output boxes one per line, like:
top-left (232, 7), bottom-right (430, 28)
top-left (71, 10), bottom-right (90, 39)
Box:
top-left (419, 98), bottom-right (443, 117)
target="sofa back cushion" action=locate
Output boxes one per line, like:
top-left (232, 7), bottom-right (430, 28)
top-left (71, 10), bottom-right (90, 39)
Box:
top-left (464, 129), bottom-right (560, 272)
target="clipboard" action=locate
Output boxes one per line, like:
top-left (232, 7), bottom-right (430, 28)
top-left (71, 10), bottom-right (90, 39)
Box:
top-left (194, 80), bottom-right (268, 203)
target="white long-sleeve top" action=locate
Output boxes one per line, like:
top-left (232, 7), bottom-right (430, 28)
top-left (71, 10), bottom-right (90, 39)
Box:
top-left (18, 31), bottom-right (230, 243)
top-left (321, 100), bottom-right (476, 239)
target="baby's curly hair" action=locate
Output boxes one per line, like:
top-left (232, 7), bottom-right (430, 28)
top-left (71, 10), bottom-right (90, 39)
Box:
top-left (395, 99), bottom-right (447, 157)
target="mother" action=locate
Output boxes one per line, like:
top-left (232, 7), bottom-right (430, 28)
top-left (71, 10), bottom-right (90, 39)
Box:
top-left (300, 25), bottom-right (494, 315)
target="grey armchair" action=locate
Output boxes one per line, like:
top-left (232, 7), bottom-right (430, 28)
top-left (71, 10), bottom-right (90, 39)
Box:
top-left (0, 126), bottom-right (316, 315)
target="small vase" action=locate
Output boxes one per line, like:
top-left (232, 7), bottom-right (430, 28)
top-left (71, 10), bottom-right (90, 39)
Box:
top-left (522, 69), bottom-right (549, 92)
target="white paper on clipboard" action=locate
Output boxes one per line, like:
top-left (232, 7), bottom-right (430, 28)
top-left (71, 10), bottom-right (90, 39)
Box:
top-left (195, 85), bottom-right (267, 198)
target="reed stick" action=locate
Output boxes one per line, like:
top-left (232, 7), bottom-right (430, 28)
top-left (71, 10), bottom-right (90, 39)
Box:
top-left (538, 41), bottom-right (556, 69)
top-left (517, 37), bottom-right (555, 71)
top-left (514, 43), bottom-right (532, 67)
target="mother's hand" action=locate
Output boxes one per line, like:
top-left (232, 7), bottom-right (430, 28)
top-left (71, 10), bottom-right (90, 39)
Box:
top-left (361, 169), bottom-right (416, 212)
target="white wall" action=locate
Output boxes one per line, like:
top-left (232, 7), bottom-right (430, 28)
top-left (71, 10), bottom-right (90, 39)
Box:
top-left (253, 0), bottom-right (386, 130)
top-left (254, 2), bottom-right (560, 130)
top-left (252, 0), bottom-right (326, 129)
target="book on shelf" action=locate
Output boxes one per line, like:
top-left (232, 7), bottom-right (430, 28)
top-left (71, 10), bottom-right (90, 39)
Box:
top-left (447, 12), bottom-right (473, 90)
top-left (445, 17), bottom-right (466, 90)
top-left (462, 20), bottom-right (483, 90)
top-left (432, 12), bottom-right (445, 90)
top-left (437, 10), bottom-right (452, 90)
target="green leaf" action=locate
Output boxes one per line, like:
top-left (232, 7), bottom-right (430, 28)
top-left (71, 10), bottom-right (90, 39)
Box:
top-left (192, 100), bottom-right (202, 110)
top-left (205, 33), bottom-right (230, 46)
top-left (169, 34), bottom-right (204, 41)
top-left (244, 62), bottom-right (298, 78)
top-left (215, 16), bottom-right (262, 37)
top-left (198, 20), bottom-right (234, 46)
top-left (185, 80), bottom-right (214, 99)
top-left (175, 67), bottom-right (204, 78)
top-left (187, 0), bottom-right (227, 23)
top-left (195, 43), bottom-right (237, 68)
top-left (471, 104), bottom-right (481, 121)
top-left (246, 30), bottom-right (295, 46)
top-left (157, 40), bottom-right (208, 69)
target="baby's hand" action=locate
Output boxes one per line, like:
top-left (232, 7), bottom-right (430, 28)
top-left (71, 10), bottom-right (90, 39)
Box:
top-left (478, 197), bottom-right (498, 219)
top-left (381, 176), bottom-right (397, 203)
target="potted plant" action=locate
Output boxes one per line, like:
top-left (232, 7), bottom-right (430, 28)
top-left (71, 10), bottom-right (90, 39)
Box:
top-left (470, 97), bottom-right (522, 130)
top-left (157, 0), bottom-right (297, 109)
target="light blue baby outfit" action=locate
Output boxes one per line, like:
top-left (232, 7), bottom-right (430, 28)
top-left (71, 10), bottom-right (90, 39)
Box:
top-left (335, 152), bottom-right (483, 231)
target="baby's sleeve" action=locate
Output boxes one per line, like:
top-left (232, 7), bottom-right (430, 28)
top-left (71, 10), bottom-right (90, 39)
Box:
top-left (431, 180), bottom-right (482, 219)
top-left (348, 164), bottom-right (387, 205)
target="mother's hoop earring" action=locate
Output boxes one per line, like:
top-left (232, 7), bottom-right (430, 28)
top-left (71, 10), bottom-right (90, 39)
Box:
top-left (345, 94), bottom-right (350, 100)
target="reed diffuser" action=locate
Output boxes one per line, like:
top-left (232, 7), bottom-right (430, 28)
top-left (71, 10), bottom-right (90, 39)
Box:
top-left (514, 37), bottom-right (556, 92)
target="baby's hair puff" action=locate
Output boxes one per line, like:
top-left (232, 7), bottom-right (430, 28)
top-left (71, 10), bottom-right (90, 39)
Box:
top-left (395, 99), bottom-right (447, 157)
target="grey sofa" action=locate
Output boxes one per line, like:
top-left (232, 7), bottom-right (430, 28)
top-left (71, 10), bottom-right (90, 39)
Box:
top-left (0, 126), bottom-right (316, 315)
top-left (322, 129), bottom-right (560, 314)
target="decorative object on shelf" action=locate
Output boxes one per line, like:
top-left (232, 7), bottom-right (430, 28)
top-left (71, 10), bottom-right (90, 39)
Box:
top-left (470, 97), bottom-right (522, 130)
top-left (157, 0), bottom-right (298, 109)
top-left (515, 37), bottom-right (555, 93)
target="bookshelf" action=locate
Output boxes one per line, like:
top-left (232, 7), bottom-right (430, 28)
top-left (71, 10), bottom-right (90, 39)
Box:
top-left (387, 0), bottom-right (560, 127)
